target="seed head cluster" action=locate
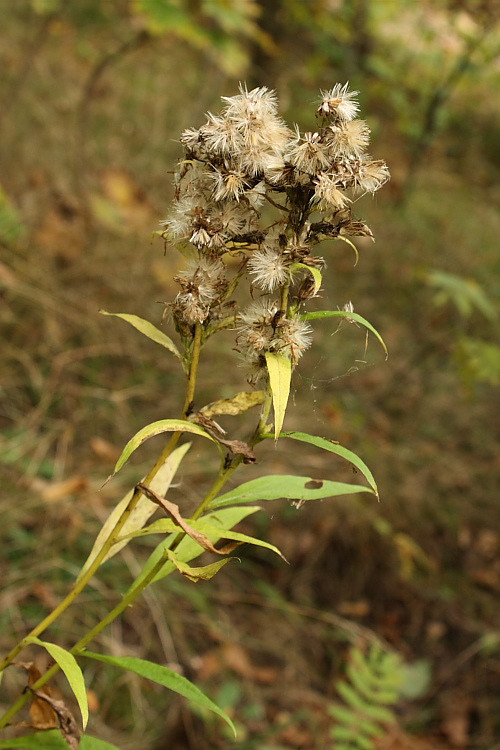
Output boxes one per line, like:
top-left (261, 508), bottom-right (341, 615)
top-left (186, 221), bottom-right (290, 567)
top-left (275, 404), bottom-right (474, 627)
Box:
top-left (163, 84), bottom-right (388, 381)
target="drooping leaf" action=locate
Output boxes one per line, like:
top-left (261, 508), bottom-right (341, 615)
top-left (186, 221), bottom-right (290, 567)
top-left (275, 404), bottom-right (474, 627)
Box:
top-left (166, 549), bottom-right (235, 581)
top-left (210, 475), bottom-right (375, 509)
top-left (112, 419), bottom-right (214, 476)
top-left (200, 390), bottom-right (266, 418)
top-left (302, 309), bottom-right (388, 357)
top-left (81, 651), bottom-right (236, 736)
top-left (268, 431), bottom-right (378, 497)
top-left (78, 443), bottom-right (191, 579)
top-left (126, 506), bottom-right (260, 595)
top-left (99, 310), bottom-right (183, 364)
top-left (0, 731), bottom-right (69, 749)
top-left (135, 482), bottom-right (239, 556)
top-left (291, 263), bottom-right (322, 293)
top-left (25, 638), bottom-right (88, 729)
top-left (265, 352), bottom-right (291, 439)
top-left (122, 517), bottom-right (285, 560)
top-left (335, 235), bottom-right (359, 265)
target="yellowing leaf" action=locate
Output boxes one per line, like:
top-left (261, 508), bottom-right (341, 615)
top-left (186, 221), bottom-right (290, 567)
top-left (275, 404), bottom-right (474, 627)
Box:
top-left (112, 419), bottom-right (214, 476)
top-left (25, 638), bottom-right (88, 729)
top-left (200, 390), bottom-right (266, 418)
top-left (265, 352), bottom-right (291, 439)
top-left (167, 550), bottom-right (235, 581)
top-left (78, 443), bottom-right (191, 580)
top-left (100, 311), bottom-right (183, 365)
top-left (291, 262), bottom-right (322, 293)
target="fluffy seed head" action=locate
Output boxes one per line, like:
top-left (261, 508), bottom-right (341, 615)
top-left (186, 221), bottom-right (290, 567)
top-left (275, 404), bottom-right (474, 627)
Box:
top-left (248, 247), bottom-right (291, 292)
top-left (312, 173), bottom-right (351, 210)
top-left (317, 83), bottom-right (360, 122)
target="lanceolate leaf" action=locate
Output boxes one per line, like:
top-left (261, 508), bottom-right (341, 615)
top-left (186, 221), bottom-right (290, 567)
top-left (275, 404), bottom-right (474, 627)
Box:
top-left (166, 550), bottom-right (235, 581)
top-left (112, 419), bottom-right (214, 476)
top-left (25, 638), bottom-right (88, 728)
top-left (265, 352), bottom-right (291, 439)
top-left (100, 310), bottom-right (183, 365)
top-left (0, 731), bottom-right (69, 749)
top-left (121, 517), bottom-right (285, 560)
top-left (302, 310), bottom-right (388, 357)
top-left (81, 651), bottom-right (236, 736)
top-left (126, 506), bottom-right (260, 595)
top-left (78, 443), bottom-right (191, 579)
top-left (267, 431), bottom-right (378, 497)
top-left (210, 475), bottom-right (375, 509)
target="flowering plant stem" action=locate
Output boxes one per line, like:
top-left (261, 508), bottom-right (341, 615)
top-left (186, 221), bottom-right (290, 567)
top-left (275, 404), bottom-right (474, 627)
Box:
top-left (0, 323), bottom-right (203, 677)
top-left (0, 84), bottom-right (388, 743)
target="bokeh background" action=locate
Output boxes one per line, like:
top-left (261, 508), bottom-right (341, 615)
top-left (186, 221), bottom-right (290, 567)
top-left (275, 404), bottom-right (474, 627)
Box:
top-left (1, 1), bottom-right (499, 748)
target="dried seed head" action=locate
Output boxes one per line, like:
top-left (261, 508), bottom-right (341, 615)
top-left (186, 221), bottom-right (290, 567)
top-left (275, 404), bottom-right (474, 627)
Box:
top-left (312, 173), bottom-right (351, 210)
top-left (317, 83), bottom-right (359, 122)
top-left (329, 119), bottom-right (371, 158)
top-left (355, 158), bottom-right (390, 194)
top-left (248, 247), bottom-right (291, 292)
top-left (275, 318), bottom-right (313, 363)
top-left (286, 128), bottom-right (331, 174)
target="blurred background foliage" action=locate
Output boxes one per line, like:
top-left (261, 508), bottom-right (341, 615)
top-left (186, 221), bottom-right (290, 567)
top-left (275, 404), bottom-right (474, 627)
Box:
top-left (0, 0), bottom-right (499, 748)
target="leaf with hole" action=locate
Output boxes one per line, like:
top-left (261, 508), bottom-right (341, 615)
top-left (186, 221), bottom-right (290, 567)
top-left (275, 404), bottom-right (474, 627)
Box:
top-left (210, 475), bottom-right (375, 509)
top-left (81, 651), bottom-right (236, 736)
top-left (266, 431), bottom-right (378, 496)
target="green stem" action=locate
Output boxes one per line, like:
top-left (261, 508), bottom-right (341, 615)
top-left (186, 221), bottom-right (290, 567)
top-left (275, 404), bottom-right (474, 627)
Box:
top-left (0, 379), bottom-right (272, 730)
top-left (0, 323), bottom-right (204, 675)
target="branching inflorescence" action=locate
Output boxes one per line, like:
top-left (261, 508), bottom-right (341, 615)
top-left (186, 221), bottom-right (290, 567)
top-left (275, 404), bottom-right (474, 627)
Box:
top-left (164, 83), bottom-right (388, 386)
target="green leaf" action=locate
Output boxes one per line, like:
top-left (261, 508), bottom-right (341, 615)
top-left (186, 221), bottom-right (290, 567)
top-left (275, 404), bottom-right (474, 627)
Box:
top-left (81, 651), bottom-right (236, 736)
top-left (78, 443), bottom-right (191, 579)
top-left (166, 549), bottom-right (235, 581)
top-left (291, 262), bottom-right (322, 293)
top-left (265, 352), bottom-right (291, 439)
top-left (122, 517), bottom-right (285, 560)
top-left (302, 310), bottom-right (388, 358)
top-left (112, 419), bottom-right (214, 476)
top-left (25, 638), bottom-right (88, 728)
top-left (0, 731), bottom-right (69, 749)
top-left (126, 506), bottom-right (260, 595)
top-left (267, 431), bottom-right (378, 497)
top-left (99, 310), bottom-right (183, 364)
top-left (210, 475), bottom-right (375, 509)
top-left (80, 737), bottom-right (121, 750)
